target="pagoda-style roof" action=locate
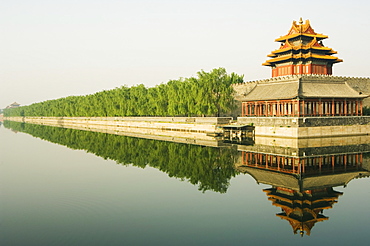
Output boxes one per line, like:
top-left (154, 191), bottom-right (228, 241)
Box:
top-left (238, 75), bottom-right (368, 101)
top-left (263, 52), bottom-right (342, 66)
top-left (266, 38), bottom-right (338, 58)
top-left (262, 18), bottom-right (343, 75)
top-left (276, 212), bottom-right (328, 236)
top-left (275, 19), bottom-right (328, 42)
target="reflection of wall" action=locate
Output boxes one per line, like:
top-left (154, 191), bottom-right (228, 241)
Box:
top-left (4, 116), bottom-right (232, 137)
top-left (237, 136), bottom-right (370, 157)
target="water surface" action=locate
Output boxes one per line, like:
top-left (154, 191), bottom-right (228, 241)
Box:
top-left (1, 122), bottom-right (369, 246)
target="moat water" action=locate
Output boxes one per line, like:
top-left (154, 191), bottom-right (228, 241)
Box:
top-left (1, 121), bottom-right (369, 246)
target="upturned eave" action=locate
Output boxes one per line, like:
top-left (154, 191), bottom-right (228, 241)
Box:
top-left (270, 46), bottom-right (336, 55)
top-left (275, 33), bottom-right (328, 42)
top-left (264, 53), bottom-right (342, 64)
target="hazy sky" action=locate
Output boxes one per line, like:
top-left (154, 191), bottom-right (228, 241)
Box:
top-left (1, 0), bottom-right (370, 109)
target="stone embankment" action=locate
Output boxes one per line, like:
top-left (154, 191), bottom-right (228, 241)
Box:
top-left (6, 115), bottom-right (370, 139)
top-left (237, 116), bottom-right (370, 138)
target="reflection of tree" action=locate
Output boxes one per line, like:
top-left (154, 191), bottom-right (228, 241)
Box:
top-left (4, 121), bottom-right (238, 193)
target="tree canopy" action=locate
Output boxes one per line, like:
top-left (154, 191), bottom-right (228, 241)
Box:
top-left (4, 68), bottom-right (243, 117)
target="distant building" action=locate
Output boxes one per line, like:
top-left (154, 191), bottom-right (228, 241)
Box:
top-left (6, 102), bottom-right (20, 109)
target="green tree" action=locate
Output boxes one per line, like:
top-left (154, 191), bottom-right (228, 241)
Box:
top-left (4, 68), bottom-right (244, 117)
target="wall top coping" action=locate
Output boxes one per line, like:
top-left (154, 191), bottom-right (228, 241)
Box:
top-left (233, 74), bottom-right (370, 86)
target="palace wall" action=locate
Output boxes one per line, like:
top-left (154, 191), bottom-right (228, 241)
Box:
top-left (237, 116), bottom-right (370, 138)
top-left (232, 81), bottom-right (258, 117)
top-left (344, 77), bottom-right (370, 107)
top-left (232, 75), bottom-right (370, 107)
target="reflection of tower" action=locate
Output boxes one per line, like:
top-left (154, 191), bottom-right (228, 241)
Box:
top-left (264, 187), bottom-right (342, 236)
top-left (236, 139), bottom-right (370, 236)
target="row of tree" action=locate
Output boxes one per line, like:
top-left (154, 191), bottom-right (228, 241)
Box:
top-left (4, 68), bottom-right (243, 117)
top-left (4, 121), bottom-right (239, 193)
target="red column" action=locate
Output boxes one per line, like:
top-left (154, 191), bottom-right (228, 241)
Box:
top-left (290, 101), bottom-right (293, 116)
top-left (297, 100), bottom-right (300, 116)
top-left (255, 102), bottom-right (258, 116)
top-left (254, 153), bottom-right (258, 166)
top-left (284, 102), bottom-right (289, 115)
top-left (260, 102), bottom-right (263, 116)
top-left (332, 155), bottom-right (335, 172)
top-left (332, 99), bottom-right (335, 116)
top-left (323, 101), bottom-right (326, 116)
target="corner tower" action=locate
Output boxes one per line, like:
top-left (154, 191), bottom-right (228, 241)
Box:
top-left (263, 18), bottom-right (343, 77)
